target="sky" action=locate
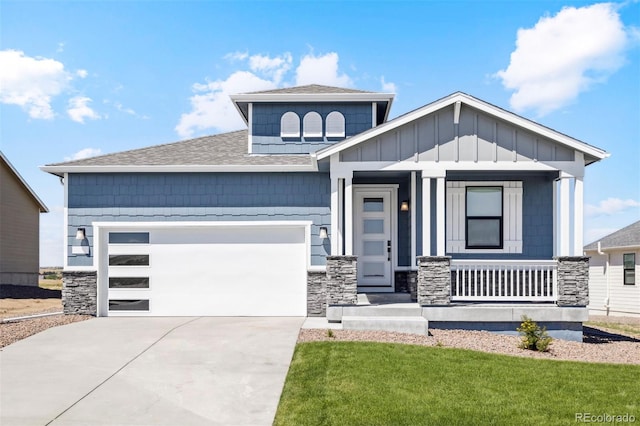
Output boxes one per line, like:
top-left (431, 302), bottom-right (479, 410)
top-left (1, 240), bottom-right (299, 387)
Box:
top-left (1, 0), bottom-right (639, 267)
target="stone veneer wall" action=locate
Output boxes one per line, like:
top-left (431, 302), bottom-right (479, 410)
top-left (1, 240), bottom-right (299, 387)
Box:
top-left (62, 271), bottom-right (97, 315)
top-left (556, 256), bottom-right (589, 307)
top-left (326, 256), bottom-right (357, 306)
top-left (307, 271), bottom-right (327, 317)
top-left (417, 256), bottom-right (451, 305)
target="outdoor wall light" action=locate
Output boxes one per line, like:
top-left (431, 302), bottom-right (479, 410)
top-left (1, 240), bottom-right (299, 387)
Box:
top-left (400, 200), bottom-right (410, 212)
top-left (319, 227), bottom-right (328, 239)
top-left (75, 227), bottom-right (86, 240)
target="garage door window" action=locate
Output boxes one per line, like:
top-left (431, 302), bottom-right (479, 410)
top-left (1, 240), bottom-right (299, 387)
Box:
top-left (109, 232), bottom-right (149, 244)
top-left (109, 299), bottom-right (150, 311)
top-left (109, 277), bottom-right (150, 289)
top-left (109, 254), bottom-right (149, 266)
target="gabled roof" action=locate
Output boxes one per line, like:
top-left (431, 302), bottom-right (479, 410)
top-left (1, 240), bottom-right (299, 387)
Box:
top-left (314, 92), bottom-right (609, 165)
top-left (231, 84), bottom-right (394, 126)
top-left (40, 130), bottom-right (315, 176)
top-left (1, 151), bottom-right (49, 212)
top-left (584, 221), bottom-right (640, 251)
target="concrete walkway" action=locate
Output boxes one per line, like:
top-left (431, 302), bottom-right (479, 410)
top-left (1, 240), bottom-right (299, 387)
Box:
top-left (0, 317), bottom-right (304, 426)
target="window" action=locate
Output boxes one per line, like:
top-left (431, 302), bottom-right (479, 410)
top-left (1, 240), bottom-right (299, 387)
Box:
top-left (280, 111), bottom-right (300, 138)
top-left (623, 253), bottom-right (635, 285)
top-left (109, 232), bottom-right (149, 244)
top-left (109, 254), bottom-right (149, 266)
top-left (465, 187), bottom-right (503, 249)
top-left (109, 277), bottom-right (150, 289)
top-left (108, 299), bottom-right (149, 311)
top-left (325, 111), bottom-right (345, 137)
top-left (303, 112), bottom-right (323, 137)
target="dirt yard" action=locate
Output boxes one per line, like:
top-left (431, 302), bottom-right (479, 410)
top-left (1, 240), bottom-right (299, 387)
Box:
top-left (0, 285), bottom-right (63, 320)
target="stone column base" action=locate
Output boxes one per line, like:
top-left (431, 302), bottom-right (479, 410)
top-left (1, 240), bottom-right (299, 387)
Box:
top-left (417, 256), bottom-right (451, 305)
top-left (62, 271), bottom-right (97, 315)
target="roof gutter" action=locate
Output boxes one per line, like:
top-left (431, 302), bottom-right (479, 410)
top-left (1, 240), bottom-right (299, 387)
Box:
top-left (40, 163), bottom-right (319, 177)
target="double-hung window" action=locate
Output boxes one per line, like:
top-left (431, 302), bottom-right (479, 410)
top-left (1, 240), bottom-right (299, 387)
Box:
top-left (465, 187), bottom-right (503, 249)
top-left (623, 253), bottom-right (635, 285)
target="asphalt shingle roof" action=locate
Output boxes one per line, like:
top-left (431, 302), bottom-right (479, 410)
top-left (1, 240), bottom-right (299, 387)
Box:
top-left (46, 130), bottom-right (312, 167)
top-left (584, 220), bottom-right (640, 250)
top-left (243, 84), bottom-right (376, 95)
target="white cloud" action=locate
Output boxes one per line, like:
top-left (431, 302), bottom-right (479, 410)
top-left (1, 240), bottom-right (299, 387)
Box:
top-left (57, 42), bottom-right (64, 53)
top-left (175, 71), bottom-right (276, 138)
top-left (496, 3), bottom-right (630, 115)
top-left (67, 96), bottom-right (101, 123)
top-left (176, 50), bottom-right (386, 138)
top-left (585, 198), bottom-right (640, 217)
top-left (295, 52), bottom-right (353, 87)
top-left (0, 49), bottom-right (71, 119)
top-left (64, 147), bottom-right (103, 161)
top-left (380, 76), bottom-right (397, 93)
top-left (76, 69), bottom-right (88, 78)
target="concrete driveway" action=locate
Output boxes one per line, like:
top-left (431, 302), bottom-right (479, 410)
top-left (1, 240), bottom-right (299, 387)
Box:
top-left (0, 316), bottom-right (304, 426)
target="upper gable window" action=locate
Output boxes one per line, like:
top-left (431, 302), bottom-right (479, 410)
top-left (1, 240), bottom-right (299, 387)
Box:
top-left (280, 112), bottom-right (300, 138)
top-left (303, 112), bottom-right (323, 138)
top-left (325, 111), bottom-right (345, 138)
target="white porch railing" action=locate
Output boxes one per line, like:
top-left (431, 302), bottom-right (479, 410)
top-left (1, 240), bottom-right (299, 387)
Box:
top-left (450, 260), bottom-right (557, 302)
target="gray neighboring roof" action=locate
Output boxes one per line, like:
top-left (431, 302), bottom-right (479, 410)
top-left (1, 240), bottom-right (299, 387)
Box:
top-left (584, 220), bottom-right (640, 251)
top-left (244, 84), bottom-right (375, 95)
top-left (1, 151), bottom-right (49, 212)
top-left (42, 130), bottom-right (312, 173)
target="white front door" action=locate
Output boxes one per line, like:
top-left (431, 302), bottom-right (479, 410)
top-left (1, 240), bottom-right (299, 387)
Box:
top-left (354, 188), bottom-right (395, 291)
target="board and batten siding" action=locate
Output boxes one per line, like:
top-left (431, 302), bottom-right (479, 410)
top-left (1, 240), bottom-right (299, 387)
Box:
top-left (67, 172), bottom-right (330, 267)
top-left (0, 161), bottom-right (41, 285)
top-left (340, 104), bottom-right (574, 163)
top-left (588, 250), bottom-right (640, 316)
top-left (252, 102), bottom-right (373, 154)
top-left (446, 181), bottom-right (523, 254)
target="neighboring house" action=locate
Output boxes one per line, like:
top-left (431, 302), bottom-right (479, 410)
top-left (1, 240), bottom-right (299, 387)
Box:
top-left (1, 151), bottom-right (49, 286)
top-left (584, 221), bottom-right (640, 318)
top-left (42, 85), bottom-right (608, 340)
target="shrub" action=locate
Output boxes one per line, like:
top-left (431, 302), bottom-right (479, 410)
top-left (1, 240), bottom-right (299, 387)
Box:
top-left (326, 329), bottom-right (335, 338)
top-left (517, 316), bottom-right (552, 352)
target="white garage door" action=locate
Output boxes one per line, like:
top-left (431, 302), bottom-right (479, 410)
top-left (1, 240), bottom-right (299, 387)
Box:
top-left (102, 224), bottom-right (308, 316)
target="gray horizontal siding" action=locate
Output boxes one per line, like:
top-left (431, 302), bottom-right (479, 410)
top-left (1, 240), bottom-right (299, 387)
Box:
top-left (341, 104), bottom-right (575, 163)
top-left (67, 173), bottom-right (330, 267)
top-left (252, 102), bottom-right (373, 154)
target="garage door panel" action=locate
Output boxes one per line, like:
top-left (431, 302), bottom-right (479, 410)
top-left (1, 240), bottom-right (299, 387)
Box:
top-left (105, 225), bottom-right (308, 317)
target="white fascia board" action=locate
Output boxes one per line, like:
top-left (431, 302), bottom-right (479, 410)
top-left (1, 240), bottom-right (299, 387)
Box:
top-left (316, 92), bottom-right (608, 161)
top-left (584, 244), bottom-right (640, 253)
top-left (230, 92), bottom-right (395, 103)
top-left (40, 163), bottom-right (318, 176)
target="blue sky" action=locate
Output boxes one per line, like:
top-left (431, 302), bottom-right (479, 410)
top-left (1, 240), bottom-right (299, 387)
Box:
top-left (1, 0), bottom-right (639, 266)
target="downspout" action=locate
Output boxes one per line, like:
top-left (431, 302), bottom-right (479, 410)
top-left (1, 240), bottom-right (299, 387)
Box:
top-left (597, 242), bottom-right (610, 316)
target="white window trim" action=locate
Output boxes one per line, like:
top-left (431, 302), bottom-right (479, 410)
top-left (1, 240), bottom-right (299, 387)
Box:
top-left (303, 111), bottom-right (323, 138)
top-left (280, 111), bottom-right (300, 138)
top-left (446, 181), bottom-right (523, 254)
top-left (325, 111), bottom-right (345, 138)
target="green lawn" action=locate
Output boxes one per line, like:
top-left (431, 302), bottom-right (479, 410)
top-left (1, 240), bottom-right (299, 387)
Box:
top-left (275, 342), bottom-right (639, 426)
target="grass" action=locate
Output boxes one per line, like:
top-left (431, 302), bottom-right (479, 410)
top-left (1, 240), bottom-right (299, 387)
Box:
top-left (274, 342), bottom-right (640, 426)
top-left (586, 321), bottom-right (640, 337)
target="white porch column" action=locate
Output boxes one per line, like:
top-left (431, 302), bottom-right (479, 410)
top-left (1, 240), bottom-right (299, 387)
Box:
top-left (344, 174), bottom-right (354, 255)
top-left (330, 176), bottom-right (340, 255)
top-left (421, 175), bottom-right (431, 257)
top-left (436, 176), bottom-right (446, 256)
top-left (552, 178), bottom-right (557, 257)
top-left (559, 175), bottom-right (571, 256)
top-left (410, 172), bottom-right (417, 266)
top-left (573, 176), bottom-right (584, 255)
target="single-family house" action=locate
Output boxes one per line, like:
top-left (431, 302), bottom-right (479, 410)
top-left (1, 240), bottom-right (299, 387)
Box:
top-left (42, 85), bottom-right (608, 340)
top-left (584, 221), bottom-right (639, 317)
top-left (1, 151), bottom-right (49, 286)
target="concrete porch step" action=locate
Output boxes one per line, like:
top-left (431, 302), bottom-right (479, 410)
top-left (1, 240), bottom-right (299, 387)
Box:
top-left (327, 304), bottom-right (422, 322)
top-left (342, 316), bottom-right (428, 335)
